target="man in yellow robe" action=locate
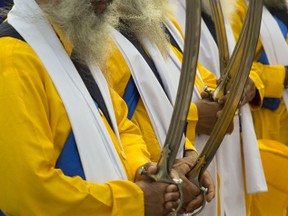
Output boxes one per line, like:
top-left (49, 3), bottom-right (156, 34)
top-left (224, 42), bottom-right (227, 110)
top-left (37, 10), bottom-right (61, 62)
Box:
top-left (171, 0), bottom-right (268, 215)
top-left (231, 0), bottom-right (288, 215)
top-left (232, 0), bottom-right (288, 146)
top-left (0, 0), bottom-right (182, 215)
top-left (104, 0), bottom-right (228, 214)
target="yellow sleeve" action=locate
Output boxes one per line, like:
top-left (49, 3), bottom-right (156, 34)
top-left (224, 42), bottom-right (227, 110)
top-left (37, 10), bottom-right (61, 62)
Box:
top-left (231, 0), bottom-right (247, 41)
top-left (249, 67), bottom-right (265, 109)
top-left (167, 25), bottom-right (213, 149)
top-left (231, 0), bottom-right (286, 100)
top-left (0, 38), bottom-right (144, 216)
top-left (110, 88), bottom-right (151, 179)
top-left (251, 63), bottom-right (286, 98)
top-left (185, 137), bottom-right (197, 152)
top-left (186, 103), bottom-right (199, 145)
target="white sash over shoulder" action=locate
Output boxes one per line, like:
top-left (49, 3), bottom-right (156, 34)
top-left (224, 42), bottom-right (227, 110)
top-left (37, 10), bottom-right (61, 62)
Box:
top-left (110, 29), bottom-right (185, 158)
top-left (171, 1), bottom-right (267, 215)
top-left (8, 0), bottom-right (127, 183)
top-left (165, 10), bottom-right (219, 216)
top-left (260, 6), bottom-right (288, 110)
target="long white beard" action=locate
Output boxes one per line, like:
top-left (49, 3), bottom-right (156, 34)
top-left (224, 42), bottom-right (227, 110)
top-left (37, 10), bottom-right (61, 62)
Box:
top-left (201, 0), bottom-right (236, 20)
top-left (116, 0), bottom-right (170, 57)
top-left (40, 0), bottom-right (120, 66)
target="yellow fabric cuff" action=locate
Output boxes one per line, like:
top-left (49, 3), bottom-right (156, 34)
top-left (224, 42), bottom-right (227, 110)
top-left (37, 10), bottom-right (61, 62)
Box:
top-left (249, 68), bottom-right (265, 110)
top-left (186, 103), bottom-right (199, 145)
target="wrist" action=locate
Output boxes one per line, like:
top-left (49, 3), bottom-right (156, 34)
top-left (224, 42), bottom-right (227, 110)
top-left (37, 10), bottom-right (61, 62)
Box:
top-left (284, 66), bottom-right (288, 88)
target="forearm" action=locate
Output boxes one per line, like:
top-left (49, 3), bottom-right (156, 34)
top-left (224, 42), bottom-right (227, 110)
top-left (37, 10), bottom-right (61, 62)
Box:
top-left (284, 66), bottom-right (288, 88)
top-left (0, 144), bottom-right (144, 216)
top-left (249, 70), bottom-right (265, 109)
top-left (110, 88), bottom-right (151, 179)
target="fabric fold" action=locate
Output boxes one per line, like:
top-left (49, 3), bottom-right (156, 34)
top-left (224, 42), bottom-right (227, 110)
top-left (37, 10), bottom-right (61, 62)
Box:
top-left (8, 0), bottom-right (127, 183)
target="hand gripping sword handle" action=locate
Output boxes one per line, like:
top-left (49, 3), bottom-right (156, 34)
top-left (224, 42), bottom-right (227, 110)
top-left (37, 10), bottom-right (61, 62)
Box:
top-left (150, 0), bottom-right (202, 214)
top-left (190, 0), bottom-right (264, 214)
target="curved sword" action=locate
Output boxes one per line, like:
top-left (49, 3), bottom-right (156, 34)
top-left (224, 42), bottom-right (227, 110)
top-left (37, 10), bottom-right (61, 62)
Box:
top-left (211, 0), bottom-right (258, 100)
top-left (189, 0), bottom-right (264, 200)
top-left (209, 0), bottom-right (229, 77)
top-left (149, 0), bottom-right (202, 213)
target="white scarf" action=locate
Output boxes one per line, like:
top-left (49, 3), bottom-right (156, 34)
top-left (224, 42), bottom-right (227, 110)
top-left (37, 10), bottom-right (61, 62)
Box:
top-left (110, 29), bottom-right (185, 158)
top-left (260, 6), bottom-right (288, 109)
top-left (171, 0), bottom-right (267, 215)
top-left (8, 0), bottom-right (127, 183)
top-left (165, 10), bottom-right (219, 216)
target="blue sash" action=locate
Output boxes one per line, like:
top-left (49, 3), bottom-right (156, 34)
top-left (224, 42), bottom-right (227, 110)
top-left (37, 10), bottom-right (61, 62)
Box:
top-left (123, 76), bottom-right (140, 119)
top-left (55, 131), bottom-right (86, 179)
top-left (0, 0), bottom-right (5, 7)
top-left (122, 26), bottom-right (182, 120)
top-left (258, 15), bottom-right (288, 110)
top-left (0, 22), bottom-right (113, 214)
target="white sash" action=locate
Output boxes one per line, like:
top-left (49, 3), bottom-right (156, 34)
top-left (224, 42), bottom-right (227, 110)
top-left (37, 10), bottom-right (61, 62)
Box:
top-left (110, 29), bottom-right (184, 158)
top-left (140, 37), bottom-right (179, 104)
top-left (225, 14), bottom-right (267, 195)
top-left (8, 0), bottom-right (127, 183)
top-left (171, 1), bottom-right (267, 215)
top-left (164, 18), bottom-right (184, 51)
top-left (172, 0), bottom-right (221, 79)
top-left (163, 18), bottom-right (203, 101)
top-left (164, 9), bottom-right (219, 216)
top-left (260, 6), bottom-right (288, 110)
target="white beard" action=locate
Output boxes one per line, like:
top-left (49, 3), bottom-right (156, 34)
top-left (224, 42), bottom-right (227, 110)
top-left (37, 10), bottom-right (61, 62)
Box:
top-left (201, 0), bottom-right (236, 20)
top-left (40, 0), bottom-right (120, 66)
top-left (117, 0), bottom-right (170, 57)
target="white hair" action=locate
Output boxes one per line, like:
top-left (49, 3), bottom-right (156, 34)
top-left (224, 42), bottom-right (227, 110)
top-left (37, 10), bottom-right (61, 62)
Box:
top-left (40, 0), bottom-right (120, 66)
top-left (116, 0), bottom-right (173, 57)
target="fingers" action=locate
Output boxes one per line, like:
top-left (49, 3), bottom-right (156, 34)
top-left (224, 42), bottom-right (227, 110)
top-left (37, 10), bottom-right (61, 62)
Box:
top-left (135, 162), bottom-right (157, 181)
top-left (195, 99), bottom-right (223, 135)
top-left (217, 94), bottom-right (228, 105)
top-left (182, 193), bottom-right (204, 213)
top-left (164, 199), bottom-right (181, 211)
top-left (166, 184), bottom-right (178, 193)
top-left (200, 91), bottom-right (211, 99)
top-left (164, 191), bottom-right (179, 202)
top-left (164, 185), bottom-right (180, 212)
top-left (144, 162), bottom-right (157, 175)
top-left (246, 78), bottom-right (256, 102)
top-left (172, 159), bottom-right (193, 176)
top-left (240, 78), bottom-right (256, 105)
top-left (200, 171), bottom-right (215, 202)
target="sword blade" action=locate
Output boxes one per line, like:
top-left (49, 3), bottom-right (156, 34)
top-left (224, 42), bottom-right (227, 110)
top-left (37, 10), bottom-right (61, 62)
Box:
top-left (209, 0), bottom-right (229, 76)
top-left (154, 0), bottom-right (201, 182)
top-left (190, 0), bottom-right (263, 184)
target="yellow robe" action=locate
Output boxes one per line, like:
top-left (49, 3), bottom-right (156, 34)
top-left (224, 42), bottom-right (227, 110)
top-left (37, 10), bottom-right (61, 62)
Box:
top-left (0, 32), bottom-right (150, 215)
top-left (231, 0), bottom-right (288, 145)
top-left (250, 140), bottom-right (288, 216)
top-left (104, 25), bottom-right (217, 162)
top-left (231, 1), bottom-right (288, 215)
